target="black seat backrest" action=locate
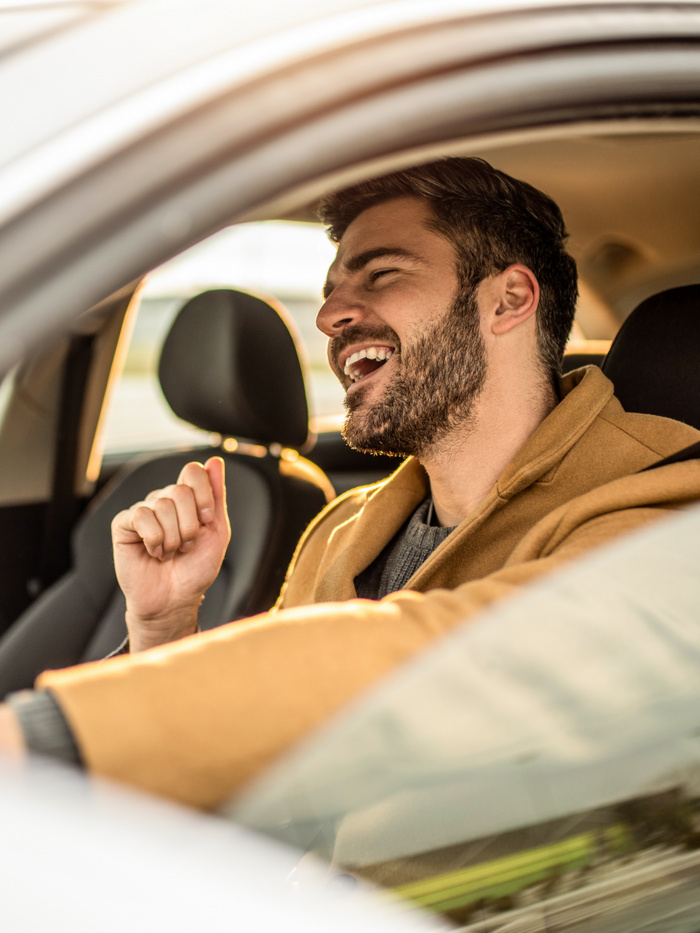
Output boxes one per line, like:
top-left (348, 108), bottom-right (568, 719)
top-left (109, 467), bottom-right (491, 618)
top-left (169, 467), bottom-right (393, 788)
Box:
top-left (602, 284), bottom-right (700, 431)
top-left (0, 289), bottom-right (333, 697)
top-left (561, 352), bottom-right (605, 374)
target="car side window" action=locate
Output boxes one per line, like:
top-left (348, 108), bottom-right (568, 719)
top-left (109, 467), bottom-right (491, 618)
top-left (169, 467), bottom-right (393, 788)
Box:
top-left (100, 222), bottom-right (341, 456)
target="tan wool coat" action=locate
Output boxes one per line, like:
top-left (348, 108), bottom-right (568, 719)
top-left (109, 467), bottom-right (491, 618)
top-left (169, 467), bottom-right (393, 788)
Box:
top-left (39, 367), bottom-right (700, 809)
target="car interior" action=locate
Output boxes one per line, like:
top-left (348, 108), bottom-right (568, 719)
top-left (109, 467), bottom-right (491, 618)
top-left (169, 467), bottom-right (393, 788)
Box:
top-left (0, 288), bottom-right (335, 694)
top-left (0, 124), bottom-right (698, 697)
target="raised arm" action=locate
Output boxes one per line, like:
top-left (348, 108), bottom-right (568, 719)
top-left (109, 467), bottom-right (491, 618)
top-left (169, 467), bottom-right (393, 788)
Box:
top-left (111, 457), bottom-right (231, 652)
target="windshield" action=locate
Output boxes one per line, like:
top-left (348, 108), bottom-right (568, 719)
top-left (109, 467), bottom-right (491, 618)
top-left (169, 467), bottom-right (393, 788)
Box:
top-left (229, 503), bottom-right (700, 932)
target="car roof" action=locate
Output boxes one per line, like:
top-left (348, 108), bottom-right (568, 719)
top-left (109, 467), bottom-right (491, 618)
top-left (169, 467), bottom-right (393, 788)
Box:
top-left (0, 0), bottom-right (699, 370)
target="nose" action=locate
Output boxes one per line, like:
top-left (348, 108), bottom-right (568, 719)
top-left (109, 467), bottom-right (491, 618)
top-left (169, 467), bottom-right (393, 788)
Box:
top-left (315, 285), bottom-right (366, 337)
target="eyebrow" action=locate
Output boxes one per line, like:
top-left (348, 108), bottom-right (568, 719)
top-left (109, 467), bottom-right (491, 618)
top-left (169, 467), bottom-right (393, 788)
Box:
top-left (322, 247), bottom-right (422, 299)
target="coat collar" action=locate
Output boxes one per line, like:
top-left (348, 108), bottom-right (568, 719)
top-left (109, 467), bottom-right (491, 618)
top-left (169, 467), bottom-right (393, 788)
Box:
top-left (316, 365), bottom-right (615, 599)
top-left (496, 365), bottom-right (614, 499)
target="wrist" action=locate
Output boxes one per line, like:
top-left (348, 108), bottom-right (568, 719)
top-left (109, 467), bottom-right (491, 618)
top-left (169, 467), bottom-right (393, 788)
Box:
top-left (125, 599), bottom-right (202, 653)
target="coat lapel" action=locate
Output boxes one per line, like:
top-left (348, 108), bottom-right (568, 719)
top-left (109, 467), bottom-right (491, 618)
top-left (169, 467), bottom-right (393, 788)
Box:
top-left (314, 459), bottom-right (428, 601)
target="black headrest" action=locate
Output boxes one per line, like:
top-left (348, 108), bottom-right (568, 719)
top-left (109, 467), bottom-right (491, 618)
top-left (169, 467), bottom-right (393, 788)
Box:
top-left (562, 352), bottom-right (605, 374)
top-left (601, 284), bottom-right (700, 430)
top-left (158, 288), bottom-right (310, 449)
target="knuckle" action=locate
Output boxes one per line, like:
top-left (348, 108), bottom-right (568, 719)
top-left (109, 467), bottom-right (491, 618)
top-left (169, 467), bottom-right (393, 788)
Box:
top-left (170, 484), bottom-right (193, 504)
top-left (132, 503), bottom-right (156, 524)
top-left (179, 520), bottom-right (200, 541)
top-left (144, 531), bottom-right (165, 550)
top-left (180, 460), bottom-right (204, 480)
top-left (111, 509), bottom-right (128, 528)
top-left (152, 497), bottom-right (175, 518)
top-left (145, 485), bottom-right (176, 505)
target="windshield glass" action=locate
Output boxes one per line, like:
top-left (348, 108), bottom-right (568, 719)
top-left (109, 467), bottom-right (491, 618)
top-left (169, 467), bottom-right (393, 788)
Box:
top-left (229, 503), bottom-right (700, 932)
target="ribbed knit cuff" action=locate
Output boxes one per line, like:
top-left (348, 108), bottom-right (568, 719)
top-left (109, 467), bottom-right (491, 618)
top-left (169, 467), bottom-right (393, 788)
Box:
top-left (6, 689), bottom-right (83, 767)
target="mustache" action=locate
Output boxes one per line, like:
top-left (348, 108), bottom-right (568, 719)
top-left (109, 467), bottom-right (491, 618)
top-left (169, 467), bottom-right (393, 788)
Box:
top-left (329, 324), bottom-right (401, 370)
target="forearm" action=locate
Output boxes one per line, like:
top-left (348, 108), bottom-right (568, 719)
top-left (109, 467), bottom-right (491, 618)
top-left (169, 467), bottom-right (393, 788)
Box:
top-left (36, 498), bottom-right (685, 808)
top-left (36, 599), bottom-right (460, 809)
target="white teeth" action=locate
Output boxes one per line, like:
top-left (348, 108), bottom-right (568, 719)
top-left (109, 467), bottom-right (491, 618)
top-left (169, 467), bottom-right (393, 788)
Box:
top-left (343, 346), bottom-right (394, 376)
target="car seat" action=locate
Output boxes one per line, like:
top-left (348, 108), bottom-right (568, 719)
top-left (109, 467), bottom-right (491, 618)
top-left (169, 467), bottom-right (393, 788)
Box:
top-left (561, 351), bottom-right (605, 373)
top-left (602, 284), bottom-right (700, 431)
top-left (0, 288), bottom-right (333, 698)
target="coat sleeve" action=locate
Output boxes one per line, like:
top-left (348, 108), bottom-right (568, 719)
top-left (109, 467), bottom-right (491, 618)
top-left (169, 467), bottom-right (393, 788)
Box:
top-left (36, 464), bottom-right (700, 810)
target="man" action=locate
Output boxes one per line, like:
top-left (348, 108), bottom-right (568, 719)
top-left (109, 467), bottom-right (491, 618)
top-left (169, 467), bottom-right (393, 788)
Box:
top-left (1, 158), bottom-right (699, 808)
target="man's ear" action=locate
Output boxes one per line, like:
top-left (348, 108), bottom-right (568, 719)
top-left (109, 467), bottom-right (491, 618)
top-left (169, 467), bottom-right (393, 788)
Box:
top-left (488, 265), bottom-right (539, 335)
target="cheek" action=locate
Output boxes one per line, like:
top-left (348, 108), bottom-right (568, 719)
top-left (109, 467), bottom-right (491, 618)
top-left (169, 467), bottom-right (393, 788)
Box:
top-left (400, 303), bottom-right (449, 343)
top-left (327, 340), bottom-right (341, 375)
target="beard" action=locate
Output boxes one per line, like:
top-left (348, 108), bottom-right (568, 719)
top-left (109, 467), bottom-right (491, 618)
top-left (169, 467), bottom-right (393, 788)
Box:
top-left (340, 288), bottom-right (487, 458)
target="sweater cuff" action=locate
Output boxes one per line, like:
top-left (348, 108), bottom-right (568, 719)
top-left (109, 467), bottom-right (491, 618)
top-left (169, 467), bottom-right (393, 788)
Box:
top-left (105, 635), bottom-right (130, 658)
top-left (6, 689), bottom-right (83, 767)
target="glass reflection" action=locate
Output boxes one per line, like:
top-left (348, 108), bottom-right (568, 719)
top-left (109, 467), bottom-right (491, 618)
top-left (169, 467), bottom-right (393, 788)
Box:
top-left (228, 505), bottom-right (700, 933)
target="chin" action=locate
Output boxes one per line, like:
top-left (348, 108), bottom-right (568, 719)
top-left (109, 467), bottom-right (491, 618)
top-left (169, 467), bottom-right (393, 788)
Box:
top-left (341, 412), bottom-right (409, 458)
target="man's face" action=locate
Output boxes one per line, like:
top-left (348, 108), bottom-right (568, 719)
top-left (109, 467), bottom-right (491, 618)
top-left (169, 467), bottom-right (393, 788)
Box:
top-left (316, 196), bottom-right (487, 458)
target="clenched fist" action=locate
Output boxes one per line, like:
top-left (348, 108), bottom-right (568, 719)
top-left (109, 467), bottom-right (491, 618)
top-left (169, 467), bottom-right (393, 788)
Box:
top-left (111, 457), bottom-right (231, 652)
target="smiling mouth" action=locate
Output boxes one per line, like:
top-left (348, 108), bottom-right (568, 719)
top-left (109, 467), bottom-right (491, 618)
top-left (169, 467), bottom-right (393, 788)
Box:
top-left (343, 346), bottom-right (395, 384)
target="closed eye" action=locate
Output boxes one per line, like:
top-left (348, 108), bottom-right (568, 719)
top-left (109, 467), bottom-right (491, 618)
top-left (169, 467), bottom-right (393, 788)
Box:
top-left (369, 268), bottom-right (398, 283)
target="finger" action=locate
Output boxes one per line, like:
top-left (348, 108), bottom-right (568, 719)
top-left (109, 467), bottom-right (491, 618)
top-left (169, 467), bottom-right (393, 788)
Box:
top-left (151, 497), bottom-right (192, 559)
top-left (162, 484), bottom-right (202, 552)
top-left (177, 461), bottom-right (216, 525)
top-left (144, 484), bottom-right (177, 506)
top-left (204, 457), bottom-right (228, 527)
top-left (138, 486), bottom-right (199, 555)
top-left (112, 506), bottom-right (150, 546)
top-left (123, 495), bottom-right (197, 560)
top-left (127, 504), bottom-right (172, 559)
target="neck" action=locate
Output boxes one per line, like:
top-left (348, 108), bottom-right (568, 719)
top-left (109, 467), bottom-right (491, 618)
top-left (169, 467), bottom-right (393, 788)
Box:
top-left (421, 375), bottom-right (557, 527)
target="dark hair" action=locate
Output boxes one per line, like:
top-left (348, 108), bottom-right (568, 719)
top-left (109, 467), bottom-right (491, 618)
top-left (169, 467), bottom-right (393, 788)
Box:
top-left (317, 157), bottom-right (578, 379)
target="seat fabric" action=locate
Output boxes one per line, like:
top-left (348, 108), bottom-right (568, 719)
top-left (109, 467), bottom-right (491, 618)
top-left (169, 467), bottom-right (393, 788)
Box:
top-left (602, 284), bottom-right (700, 431)
top-left (561, 352), bottom-right (605, 374)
